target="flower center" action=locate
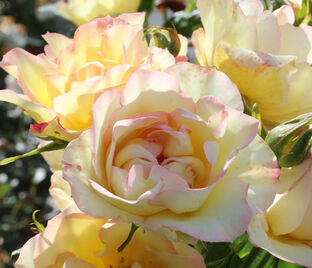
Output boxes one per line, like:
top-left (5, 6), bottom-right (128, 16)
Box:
top-left (113, 123), bottom-right (205, 189)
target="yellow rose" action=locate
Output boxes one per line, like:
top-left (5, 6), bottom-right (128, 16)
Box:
top-left (15, 206), bottom-right (205, 267)
top-left (0, 13), bottom-right (183, 141)
top-left (192, 0), bottom-right (312, 127)
top-left (62, 64), bottom-right (280, 242)
top-left (248, 150), bottom-right (312, 267)
top-left (57, 0), bottom-right (141, 25)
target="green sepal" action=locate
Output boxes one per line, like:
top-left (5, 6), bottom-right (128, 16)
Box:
top-left (265, 115), bottom-right (312, 167)
top-left (31, 210), bottom-right (45, 233)
top-left (251, 103), bottom-right (267, 139)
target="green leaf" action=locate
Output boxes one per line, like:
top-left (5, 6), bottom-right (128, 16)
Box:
top-left (240, 247), bottom-right (267, 268)
top-left (164, 10), bottom-right (202, 38)
top-left (185, 0), bottom-right (197, 12)
top-left (242, 96), bottom-right (253, 116)
top-left (230, 233), bottom-right (253, 259)
top-left (138, 0), bottom-right (155, 26)
top-left (31, 210), bottom-right (45, 233)
top-left (0, 140), bottom-right (68, 166)
top-left (277, 259), bottom-right (305, 268)
top-left (0, 183), bottom-right (11, 198)
top-left (294, 0), bottom-right (308, 26)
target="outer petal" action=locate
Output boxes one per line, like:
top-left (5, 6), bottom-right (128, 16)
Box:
top-left (117, 12), bottom-right (145, 26)
top-left (259, 62), bottom-right (312, 124)
top-left (40, 140), bottom-right (63, 171)
top-left (57, 1), bottom-right (111, 26)
top-left (49, 171), bottom-right (73, 211)
top-left (165, 62), bottom-right (243, 111)
top-left (42, 32), bottom-right (72, 58)
top-left (255, 11), bottom-right (281, 54)
top-left (196, 0), bottom-right (258, 66)
top-left (114, 0), bottom-right (141, 14)
top-left (29, 117), bottom-right (80, 141)
top-left (192, 28), bottom-right (208, 67)
top-left (147, 47), bottom-right (176, 71)
top-left (0, 89), bottom-right (56, 123)
top-left (273, 6), bottom-right (295, 25)
top-left (239, 0), bottom-right (264, 18)
top-left (15, 205), bottom-right (107, 267)
top-left (279, 24), bottom-right (312, 64)
top-left (217, 44), bottom-right (296, 105)
top-left (196, 96), bottom-right (259, 179)
top-left (248, 214), bottom-right (312, 267)
top-left (0, 48), bottom-right (58, 107)
top-left (53, 65), bottom-right (132, 130)
top-left (72, 17), bottom-right (125, 68)
top-left (177, 34), bottom-right (188, 57)
top-left (99, 220), bottom-right (205, 268)
top-left (224, 135), bottom-right (280, 215)
top-left (100, 24), bottom-right (142, 67)
top-left (63, 258), bottom-right (95, 268)
top-left (266, 163), bottom-right (312, 236)
top-left (121, 70), bottom-right (181, 106)
top-left (146, 179), bottom-right (252, 242)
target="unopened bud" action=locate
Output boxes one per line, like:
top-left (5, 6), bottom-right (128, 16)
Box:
top-left (265, 114), bottom-right (312, 167)
top-left (144, 26), bottom-right (181, 57)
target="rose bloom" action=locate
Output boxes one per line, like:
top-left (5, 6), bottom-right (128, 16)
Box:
top-left (0, 13), bottom-right (186, 141)
top-left (57, 0), bottom-right (141, 25)
top-left (248, 150), bottom-right (312, 267)
top-left (192, 0), bottom-right (312, 127)
top-left (62, 63), bottom-right (280, 242)
top-left (15, 206), bottom-right (205, 267)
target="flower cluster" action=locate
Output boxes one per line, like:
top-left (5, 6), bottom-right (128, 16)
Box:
top-left (1, 0), bottom-right (312, 267)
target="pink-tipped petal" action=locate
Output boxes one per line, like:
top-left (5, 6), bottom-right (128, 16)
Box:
top-left (121, 70), bottom-right (180, 106)
top-left (248, 214), bottom-right (312, 267)
top-left (42, 32), bottom-right (72, 58)
top-left (146, 179), bottom-right (252, 242)
top-left (165, 62), bottom-right (243, 111)
top-left (0, 48), bottom-right (58, 107)
top-left (0, 89), bottom-right (56, 123)
top-left (30, 117), bottom-right (80, 141)
top-left (49, 171), bottom-right (73, 211)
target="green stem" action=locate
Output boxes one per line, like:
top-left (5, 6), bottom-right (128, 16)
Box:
top-left (0, 140), bottom-right (68, 166)
top-left (117, 224), bottom-right (138, 252)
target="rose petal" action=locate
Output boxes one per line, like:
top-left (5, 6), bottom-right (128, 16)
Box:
top-left (273, 5), bottom-right (295, 25)
top-left (165, 62), bottom-right (243, 111)
top-left (196, 0), bottom-right (257, 66)
top-left (259, 62), bottom-right (312, 124)
top-left (218, 43), bottom-right (296, 105)
top-left (0, 89), bottom-right (56, 123)
top-left (279, 24), bottom-right (312, 64)
top-left (224, 135), bottom-right (280, 215)
top-left (146, 179), bottom-right (252, 242)
top-left (0, 48), bottom-right (58, 107)
top-left (121, 70), bottom-right (180, 106)
top-left (49, 171), bottom-right (73, 211)
top-left (248, 214), bottom-right (312, 267)
top-left (30, 117), bottom-right (80, 141)
top-left (42, 32), bottom-right (72, 58)
top-left (267, 164), bottom-right (312, 236)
